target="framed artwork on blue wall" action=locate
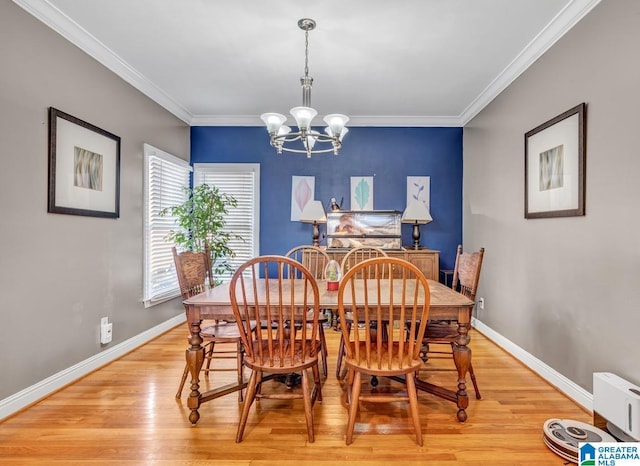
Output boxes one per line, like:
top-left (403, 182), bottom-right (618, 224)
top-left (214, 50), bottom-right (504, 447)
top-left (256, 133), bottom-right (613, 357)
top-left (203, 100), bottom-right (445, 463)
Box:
top-left (350, 176), bottom-right (373, 210)
top-left (407, 176), bottom-right (430, 210)
top-left (524, 102), bottom-right (586, 219)
top-left (291, 175), bottom-right (315, 221)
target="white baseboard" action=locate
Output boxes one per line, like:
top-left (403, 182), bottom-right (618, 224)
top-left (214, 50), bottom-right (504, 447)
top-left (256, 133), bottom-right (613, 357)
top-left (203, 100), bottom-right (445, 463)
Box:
top-left (472, 317), bottom-right (593, 412)
top-left (1, 315), bottom-right (592, 421)
top-left (0, 314), bottom-right (185, 421)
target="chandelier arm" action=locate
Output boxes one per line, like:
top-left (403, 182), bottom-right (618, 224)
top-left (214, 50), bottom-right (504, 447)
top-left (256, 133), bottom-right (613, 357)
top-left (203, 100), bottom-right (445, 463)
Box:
top-left (273, 134), bottom-right (302, 143)
top-left (273, 132), bottom-right (336, 143)
top-left (279, 146), bottom-right (339, 155)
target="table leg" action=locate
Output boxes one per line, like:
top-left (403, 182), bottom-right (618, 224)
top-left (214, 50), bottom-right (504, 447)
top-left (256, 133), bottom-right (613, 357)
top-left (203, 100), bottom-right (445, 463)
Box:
top-left (452, 321), bottom-right (471, 422)
top-left (186, 318), bottom-right (204, 425)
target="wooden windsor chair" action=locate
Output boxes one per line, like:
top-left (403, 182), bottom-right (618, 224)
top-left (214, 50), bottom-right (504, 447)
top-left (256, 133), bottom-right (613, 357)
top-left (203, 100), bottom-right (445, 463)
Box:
top-left (229, 255), bottom-right (323, 443)
top-left (337, 257), bottom-right (431, 445)
top-left (335, 246), bottom-right (389, 380)
top-left (172, 247), bottom-right (252, 401)
top-left (421, 244), bottom-right (485, 399)
top-left (285, 245), bottom-right (332, 376)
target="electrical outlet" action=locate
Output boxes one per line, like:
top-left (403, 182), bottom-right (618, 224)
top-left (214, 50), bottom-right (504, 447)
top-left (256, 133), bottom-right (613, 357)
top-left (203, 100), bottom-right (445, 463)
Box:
top-left (478, 297), bottom-right (485, 310)
top-left (100, 317), bottom-right (112, 344)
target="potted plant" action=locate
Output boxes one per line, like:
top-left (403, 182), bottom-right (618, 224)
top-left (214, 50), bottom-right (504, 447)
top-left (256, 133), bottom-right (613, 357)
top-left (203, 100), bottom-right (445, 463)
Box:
top-left (161, 183), bottom-right (242, 283)
top-left (324, 259), bottom-right (342, 291)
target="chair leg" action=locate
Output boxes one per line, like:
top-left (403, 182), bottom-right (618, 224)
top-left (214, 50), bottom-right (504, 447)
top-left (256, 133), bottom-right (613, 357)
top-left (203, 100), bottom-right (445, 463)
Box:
top-left (311, 361), bottom-right (323, 403)
top-left (336, 335), bottom-right (345, 379)
top-left (255, 379), bottom-right (263, 399)
top-left (318, 325), bottom-right (328, 377)
top-left (236, 341), bottom-right (244, 402)
top-left (204, 341), bottom-right (215, 372)
top-left (469, 362), bottom-right (481, 399)
top-left (336, 322), bottom-right (351, 380)
top-left (236, 370), bottom-right (259, 443)
top-left (300, 369), bottom-right (315, 443)
top-left (175, 362), bottom-right (189, 399)
top-left (332, 312), bottom-right (339, 330)
top-left (345, 367), bottom-right (355, 405)
top-left (420, 342), bottom-right (430, 363)
top-left (346, 370), bottom-right (361, 445)
top-left (406, 372), bottom-right (423, 446)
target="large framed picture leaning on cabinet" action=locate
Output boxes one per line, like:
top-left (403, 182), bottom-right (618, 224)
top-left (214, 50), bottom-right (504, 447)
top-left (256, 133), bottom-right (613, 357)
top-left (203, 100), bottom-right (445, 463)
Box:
top-left (326, 210), bottom-right (402, 250)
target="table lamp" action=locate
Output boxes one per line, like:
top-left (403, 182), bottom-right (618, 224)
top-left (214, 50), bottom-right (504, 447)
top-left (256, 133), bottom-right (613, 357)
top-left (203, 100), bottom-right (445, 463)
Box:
top-left (402, 202), bottom-right (433, 249)
top-left (300, 200), bottom-right (326, 246)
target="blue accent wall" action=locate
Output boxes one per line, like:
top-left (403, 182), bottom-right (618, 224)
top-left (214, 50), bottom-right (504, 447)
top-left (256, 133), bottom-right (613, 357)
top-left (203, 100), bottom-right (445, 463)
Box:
top-left (191, 126), bottom-right (463, 270)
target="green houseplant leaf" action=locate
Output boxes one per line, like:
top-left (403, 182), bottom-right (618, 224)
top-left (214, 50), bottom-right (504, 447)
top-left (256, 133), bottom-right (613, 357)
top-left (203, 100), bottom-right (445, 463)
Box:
top-left (160, 184), bottom-right (242, 283)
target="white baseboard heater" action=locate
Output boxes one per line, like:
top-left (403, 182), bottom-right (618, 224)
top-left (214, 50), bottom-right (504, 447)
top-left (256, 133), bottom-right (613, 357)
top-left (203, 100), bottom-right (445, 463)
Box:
top-left (593, 372), bottom-right (640, 441)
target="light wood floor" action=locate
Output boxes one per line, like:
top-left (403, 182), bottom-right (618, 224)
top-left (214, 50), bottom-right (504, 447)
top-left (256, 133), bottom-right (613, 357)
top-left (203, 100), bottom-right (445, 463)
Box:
top-left (0, 322), bottom-right (591, 465)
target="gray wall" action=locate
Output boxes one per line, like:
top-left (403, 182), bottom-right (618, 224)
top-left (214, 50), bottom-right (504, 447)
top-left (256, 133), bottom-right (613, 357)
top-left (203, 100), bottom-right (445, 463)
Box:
top-left (464, 0), bottom-right (640, 392)
top-left (3, 0), bottom-right (638, 404)
top-left (0, 2), bottom-right (189, 399)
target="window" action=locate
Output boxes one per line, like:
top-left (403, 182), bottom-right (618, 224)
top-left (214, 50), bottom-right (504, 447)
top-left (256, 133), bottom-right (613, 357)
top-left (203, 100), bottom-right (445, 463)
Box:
top-left (143, 144), bottom-right (191, 306)
top-left (193, 163), bottom-right (260, 282)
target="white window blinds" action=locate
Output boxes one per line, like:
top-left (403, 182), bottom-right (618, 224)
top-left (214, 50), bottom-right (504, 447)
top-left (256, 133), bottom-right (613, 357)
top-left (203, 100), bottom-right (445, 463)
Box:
top-left (193, 163), bottom-right (260, 282)
top-left (143, 144), bottom-right (191, 306)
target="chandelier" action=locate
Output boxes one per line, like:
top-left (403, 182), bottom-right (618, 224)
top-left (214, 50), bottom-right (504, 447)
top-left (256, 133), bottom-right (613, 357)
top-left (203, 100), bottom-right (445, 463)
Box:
top-left (260, 18), bottom-right (349, 159)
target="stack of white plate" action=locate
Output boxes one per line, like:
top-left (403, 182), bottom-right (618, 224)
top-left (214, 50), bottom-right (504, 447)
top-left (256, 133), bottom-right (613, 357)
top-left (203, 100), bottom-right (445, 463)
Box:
top-left (542, 418), bottom-right (617, 463)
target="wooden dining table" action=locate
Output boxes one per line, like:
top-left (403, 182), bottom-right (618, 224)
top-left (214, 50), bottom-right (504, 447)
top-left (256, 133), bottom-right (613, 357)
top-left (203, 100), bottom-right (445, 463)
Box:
top-left (183, 278), bottom-right (475, 425)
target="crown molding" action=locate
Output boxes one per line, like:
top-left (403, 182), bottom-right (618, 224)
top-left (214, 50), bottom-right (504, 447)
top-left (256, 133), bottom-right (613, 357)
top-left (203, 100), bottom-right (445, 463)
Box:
top-left (15, 0), bottom-right (601, 128)
top-left (12, 0), bottom-right (193, 124)
top-left (459, 0), bottom-right (602, 125)
top-left (344, 115), bottom-right (464, 127)
top-left (189, 114), bottom-right (464, 127)
top-left (189, 115), bottom-right (263, 127)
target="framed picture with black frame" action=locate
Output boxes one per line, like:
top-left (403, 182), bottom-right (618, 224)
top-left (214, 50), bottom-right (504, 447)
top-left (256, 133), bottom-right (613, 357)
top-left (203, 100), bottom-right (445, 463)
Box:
top-left (48, 107), bottom-right (121, 218)
top-left (524, 103), bottom-right (586, 219)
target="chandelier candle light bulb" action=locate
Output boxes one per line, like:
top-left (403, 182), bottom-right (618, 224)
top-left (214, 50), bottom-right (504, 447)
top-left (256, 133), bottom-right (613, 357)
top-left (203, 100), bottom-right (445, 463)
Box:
top-left (261, 18), bottom-right (349, 158)
top-left (261, 113), bottom-right (287, 134)
top-left (290, 107), bottom-right (317, 131)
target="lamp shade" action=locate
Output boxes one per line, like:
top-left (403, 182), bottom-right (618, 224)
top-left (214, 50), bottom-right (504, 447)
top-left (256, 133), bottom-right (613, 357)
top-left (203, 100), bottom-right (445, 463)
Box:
top-left (260, 113), bottom-right (287, 134)
top-left (304, 131), bottom-right (322, 152)
top-left (277, 125), bottom-right (292, 137)
top-left (300, 200), bottom-right (327, 223)
top-left (325, 126), bottom-right (349, 142)
top-left (290, 106), bottom-right (317, 131)
top-left (323, 114), bottom-right (349, 138)
top-left (402, 202), bottom-right (433, 224)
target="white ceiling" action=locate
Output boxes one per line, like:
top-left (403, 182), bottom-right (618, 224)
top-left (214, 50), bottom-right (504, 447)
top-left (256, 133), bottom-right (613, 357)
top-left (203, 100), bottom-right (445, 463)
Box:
top-left (15, 0), bottom-right (601, 126)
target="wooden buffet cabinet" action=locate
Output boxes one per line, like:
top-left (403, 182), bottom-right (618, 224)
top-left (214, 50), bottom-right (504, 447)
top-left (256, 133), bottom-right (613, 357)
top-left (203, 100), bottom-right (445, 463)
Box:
top-left (323, 247), bottom-right (440, 280)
